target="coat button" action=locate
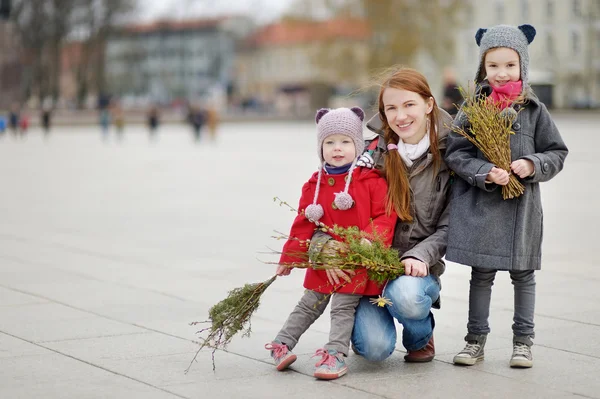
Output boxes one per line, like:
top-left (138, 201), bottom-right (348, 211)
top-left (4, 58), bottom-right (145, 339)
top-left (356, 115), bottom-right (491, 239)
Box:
top-left (332, 202), bottom-right (338, 210)
top-left (402, 224), bottom-right (410, 232)
top-left (344, 175), bottom-right (350, 182)
top-left (543, 162), bottom-right (549, 173)
top-left (468, 176), bottom-right (474, 185)
top-left (328, 177), bottom-right (335, 186)
top-left (513, 122), bottom-right (521, 130)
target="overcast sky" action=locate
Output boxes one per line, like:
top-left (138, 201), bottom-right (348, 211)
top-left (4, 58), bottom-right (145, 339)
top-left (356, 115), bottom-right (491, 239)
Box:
top-left (138, 0), bottom-right (295, 23)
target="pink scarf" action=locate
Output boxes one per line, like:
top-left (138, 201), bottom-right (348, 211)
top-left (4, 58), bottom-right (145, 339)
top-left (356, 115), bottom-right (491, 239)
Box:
top-left (488, 81), bottom-right (522, 110)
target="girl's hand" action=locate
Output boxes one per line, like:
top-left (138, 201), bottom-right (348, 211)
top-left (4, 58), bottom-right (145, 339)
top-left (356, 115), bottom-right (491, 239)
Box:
top-left (276, 264), bottom-right (292, 276)
top-left (403, 258), bottom-right (429, 277)
top-left (487, 167), bottom-right (510, 185)
top-left (325, 268), bottom-right (355, 285)
top-left (511, 159), bottom-right (535, 178)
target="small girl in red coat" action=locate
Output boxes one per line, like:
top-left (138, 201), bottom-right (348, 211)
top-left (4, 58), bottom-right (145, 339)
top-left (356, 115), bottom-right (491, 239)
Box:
top-left (265, 107), bottom-right (397, 380)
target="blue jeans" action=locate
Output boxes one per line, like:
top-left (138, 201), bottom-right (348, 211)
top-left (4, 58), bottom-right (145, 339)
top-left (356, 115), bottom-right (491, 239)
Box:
top-left (351, 274), bottom-right (440, 361)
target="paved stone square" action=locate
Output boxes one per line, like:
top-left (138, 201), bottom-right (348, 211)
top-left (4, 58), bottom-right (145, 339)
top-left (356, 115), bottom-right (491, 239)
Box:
top-left (0, 113), bottom-right (598, 398)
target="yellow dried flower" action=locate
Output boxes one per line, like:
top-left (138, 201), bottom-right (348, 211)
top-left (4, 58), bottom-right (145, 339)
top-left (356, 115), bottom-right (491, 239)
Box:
top-left (369, 296), bottom-right (393, 307)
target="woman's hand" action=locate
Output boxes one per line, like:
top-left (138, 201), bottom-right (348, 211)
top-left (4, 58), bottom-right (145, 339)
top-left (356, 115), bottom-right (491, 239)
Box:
top-left (276, 264), bottom-right (292, 276)
top-left (403, 258), bottom-right (428, 277)
top-left (486, 167), bottom-right (510, 185)
top-left (511, 159), bottom-right (534, 178)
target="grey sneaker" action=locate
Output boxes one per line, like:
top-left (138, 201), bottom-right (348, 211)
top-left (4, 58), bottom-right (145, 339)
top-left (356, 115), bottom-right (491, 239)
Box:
top-left (510, 342), bottom-right (533, 368)
top-left (453, 336), bottom-right (486, 366)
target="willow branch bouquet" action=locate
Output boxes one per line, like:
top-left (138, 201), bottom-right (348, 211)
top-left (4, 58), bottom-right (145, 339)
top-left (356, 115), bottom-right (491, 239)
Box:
top-left (451, 86), bottom-right (525, 200)
top-left (187, 197), bottom-right (404, 372)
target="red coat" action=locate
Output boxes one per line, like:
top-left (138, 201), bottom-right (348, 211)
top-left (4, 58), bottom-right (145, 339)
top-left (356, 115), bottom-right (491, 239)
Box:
top-left (280, 167), bottom-right (397, 295)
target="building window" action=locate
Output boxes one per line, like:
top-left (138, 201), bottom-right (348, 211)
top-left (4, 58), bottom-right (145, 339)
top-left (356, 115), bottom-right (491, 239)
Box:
top-left (571, 30), bottom-right (580, 55)
top-left (521, 0), bottom-right (529, 20)
top-left (546, 0), bottom-right (554, 19)
top-left (572, 0), bottom-right (581, 17)
top-left (496, 1), bottom-right (505, 21)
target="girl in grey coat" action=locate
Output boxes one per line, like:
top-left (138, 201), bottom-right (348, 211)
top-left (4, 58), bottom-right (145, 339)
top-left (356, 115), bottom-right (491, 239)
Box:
top-left (445, 24), bottom-right (568, 368)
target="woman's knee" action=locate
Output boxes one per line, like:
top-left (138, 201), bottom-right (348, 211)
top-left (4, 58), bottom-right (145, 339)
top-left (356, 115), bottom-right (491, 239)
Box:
top-left (353, 332), bottom-right (395, 361)
top-left (384, 277), bottom-right (432, 320)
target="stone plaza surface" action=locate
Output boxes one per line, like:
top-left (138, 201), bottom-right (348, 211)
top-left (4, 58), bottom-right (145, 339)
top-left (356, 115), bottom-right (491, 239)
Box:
top-left (0, 113), bottom-right (598, 399)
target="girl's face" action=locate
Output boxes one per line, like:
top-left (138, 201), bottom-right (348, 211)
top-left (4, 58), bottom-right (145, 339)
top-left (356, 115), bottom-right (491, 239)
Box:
top-left (484, 47), bottom-right (521, 87)
top-left (382, 87), bottom-right (433, 145)
top-left (322, 134), bottom-right (356, 167)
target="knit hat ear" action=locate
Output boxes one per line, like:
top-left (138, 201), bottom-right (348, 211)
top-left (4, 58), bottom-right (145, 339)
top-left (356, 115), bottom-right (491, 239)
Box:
top-left (350, 107), bottom-right (364, 121)
top-left (315, 108), bottom-right (330, 124)
top-left (518, 24), bottom-right (536, 44)
top-left (475, 28), bottom-right (487, 46)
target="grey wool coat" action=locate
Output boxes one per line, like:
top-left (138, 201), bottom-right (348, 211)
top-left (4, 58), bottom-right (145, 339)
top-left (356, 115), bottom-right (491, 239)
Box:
top-left (444, 82), bottom-right (568, 271)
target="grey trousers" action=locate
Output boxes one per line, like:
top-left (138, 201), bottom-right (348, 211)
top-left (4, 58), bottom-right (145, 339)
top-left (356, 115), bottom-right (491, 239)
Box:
top-left (467, 268), bottom-right (536, 346)
top-left (275, 289), bottom-right (361, 356)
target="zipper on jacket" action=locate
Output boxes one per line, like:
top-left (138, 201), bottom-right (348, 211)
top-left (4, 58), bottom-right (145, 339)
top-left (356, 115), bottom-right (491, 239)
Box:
top-left (436, 175), bottom-right (441, 192)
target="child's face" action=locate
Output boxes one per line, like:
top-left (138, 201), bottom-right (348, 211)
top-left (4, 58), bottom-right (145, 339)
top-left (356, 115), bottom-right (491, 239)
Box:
top-left (322, 134), bottom-right (356, 167)
top-left (382, 87), bottom-right (433, 145)
top-left (484, 47), bottom-right (521, 87)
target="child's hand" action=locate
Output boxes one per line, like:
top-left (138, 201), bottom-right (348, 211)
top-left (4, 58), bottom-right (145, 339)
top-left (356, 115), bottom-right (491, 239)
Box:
top-left (326, 268), bottom-right (355, 285)
top-left (403, 258), bottom-right (428, 277)
top-left (487, 167), bottom-right (510, 185)
top-left (511, 159), bottom-right (535, 178)
top-left (276, 264), bottom-right (292, 276)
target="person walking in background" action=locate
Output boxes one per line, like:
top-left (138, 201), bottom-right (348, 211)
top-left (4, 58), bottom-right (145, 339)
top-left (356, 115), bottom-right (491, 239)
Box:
top-left (99, 107), bottom-right (111, 140)
top-left (18, 111), bottom-right (29, 136)
top-left (147, 105), bottom-right (159, 139)
top-left (441, 67), bottom-right (463, 117)
top-left (266, 107), bottom-right (396, 380)
top-left (41, 106), bottom-right (52, 136)
top-left (445, 24), bottom-right (568, 369)
top-left (206, 105), bottom-right (219, 142)
top-left (311, 67), bottom-right (453, 364)
top-left (8, 103), bottom-right (19, 136)
top-left (112, 101), bottom-right (125, 140)
top-left (0, 114), bottom-right (6, 135)
top-left (188, 105), bottom-right (205, 142)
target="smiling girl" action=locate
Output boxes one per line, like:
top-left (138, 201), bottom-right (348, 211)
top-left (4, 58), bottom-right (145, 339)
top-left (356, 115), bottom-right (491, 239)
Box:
top-left (266, 107), bottom-right (397, 380)
top-left (445, 24), bottom-right (568, 368)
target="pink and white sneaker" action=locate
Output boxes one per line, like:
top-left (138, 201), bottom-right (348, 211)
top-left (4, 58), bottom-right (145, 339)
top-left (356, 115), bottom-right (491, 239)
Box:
top-left (312, 348), bottom-right (348, 380)
top-left (265, 340), bottom-right (297, 371)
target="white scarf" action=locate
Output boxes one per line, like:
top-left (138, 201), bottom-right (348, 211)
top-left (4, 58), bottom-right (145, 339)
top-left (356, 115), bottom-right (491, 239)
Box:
top-left (396, 133), bottom-right (430, 167)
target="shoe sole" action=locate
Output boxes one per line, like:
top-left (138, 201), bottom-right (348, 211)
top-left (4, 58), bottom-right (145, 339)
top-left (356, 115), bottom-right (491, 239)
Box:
top-left (453, 355), bottom-right (484, 366)
top-left (314, 366), bottom-right (348, 380)
top-left (276, 354), bottom-right (297, 371)
top-left (404, 355), bottom-right (435, 363)
top-left (510, 359), bottom-right (532, 368)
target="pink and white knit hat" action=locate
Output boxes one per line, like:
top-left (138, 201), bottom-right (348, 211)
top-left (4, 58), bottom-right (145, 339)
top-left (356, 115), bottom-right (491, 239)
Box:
top-left (304, 107), bottom-right (365, 223)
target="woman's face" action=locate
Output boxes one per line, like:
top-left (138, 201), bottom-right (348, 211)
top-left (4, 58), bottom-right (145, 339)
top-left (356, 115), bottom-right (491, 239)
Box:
top-left (484, 47), bottom-right (521, 87)
top-left (382, 87), bottom-right (433, 144)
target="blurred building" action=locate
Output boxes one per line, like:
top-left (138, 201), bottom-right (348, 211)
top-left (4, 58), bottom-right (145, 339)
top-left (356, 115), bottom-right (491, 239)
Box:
top-left (235, 18), bottom-right (371, 115)
top-left (454, 0), bottom-right (600, 108)
top-left (104, 16), bottom-right (253, 108)
top-left (0, 21), bottom-right (22, 110)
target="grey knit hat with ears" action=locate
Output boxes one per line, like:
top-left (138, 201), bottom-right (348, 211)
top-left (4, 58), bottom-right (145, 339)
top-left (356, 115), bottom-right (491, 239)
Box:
top-left (304, 107), bottom-right (365, 224)
top-left (475, 24), bottom-right (536, 88)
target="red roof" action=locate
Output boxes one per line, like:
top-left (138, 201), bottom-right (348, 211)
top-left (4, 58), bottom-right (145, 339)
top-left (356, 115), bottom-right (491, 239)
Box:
top-left (121, 17), bottom-right (228, 34)
top-left (247, 18), bottom-right (370, 47)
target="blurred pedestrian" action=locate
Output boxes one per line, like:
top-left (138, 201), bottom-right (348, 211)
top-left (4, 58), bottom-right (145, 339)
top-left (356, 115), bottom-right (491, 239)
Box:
top-left (0, 115), bottom-right (6, 135)
top-left (188, 105), bottom-right (205, 142)
top-left (112, 102), bottom-right (125, 140)
top-left (441, 67), bottom-right (463, 117)
top-left (147, 106), bottom-right (159, 139)
top-left (19, 112), bottom-right (29, 136)
top-left (8, 103), bottom-right (19, 136)
top-left (41, 106), bottom-right (52, 136)
top-left (99, 108), bottom-right (111, 140)
top-left (206, 105), bottom-right (219, 142)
